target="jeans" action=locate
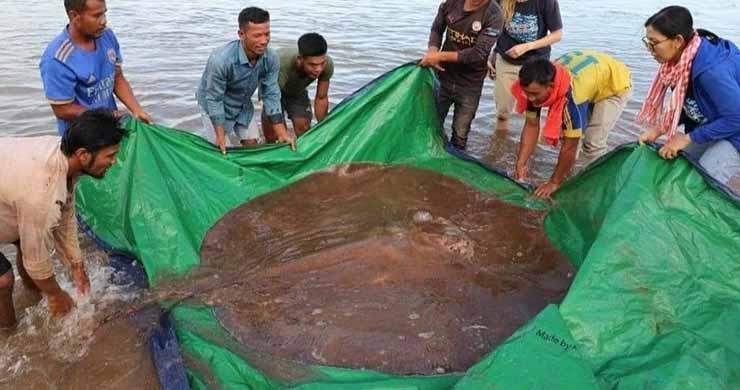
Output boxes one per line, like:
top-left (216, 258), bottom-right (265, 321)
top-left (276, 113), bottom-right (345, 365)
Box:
top-left (436, 82), bottom-right (482, 150)
top-left (684, 139), bottom-right (740, 185)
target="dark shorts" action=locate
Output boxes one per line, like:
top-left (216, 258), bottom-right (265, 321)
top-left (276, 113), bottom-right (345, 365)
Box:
top-left (0, 251), bottom-right (11, 276)
top-left (281, 91), bottom-right (312, 120)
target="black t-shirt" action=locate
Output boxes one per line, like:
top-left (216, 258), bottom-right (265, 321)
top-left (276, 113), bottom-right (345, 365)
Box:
top-left (494, 0), bottom-right (562, 65)
top-left (428, 0), bottom-right (504, 91)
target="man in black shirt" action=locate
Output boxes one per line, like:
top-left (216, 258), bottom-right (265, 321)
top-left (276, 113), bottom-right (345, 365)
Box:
top-left (421, 0), bottom-right (504, 150)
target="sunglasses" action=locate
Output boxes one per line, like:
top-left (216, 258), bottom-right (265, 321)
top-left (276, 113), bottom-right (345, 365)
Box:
top-left (642, 36), bottom-right (670, 51)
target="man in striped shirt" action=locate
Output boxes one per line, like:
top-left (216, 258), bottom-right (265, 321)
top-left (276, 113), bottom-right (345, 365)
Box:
top-left (39, 0), bottom-right (150, 135)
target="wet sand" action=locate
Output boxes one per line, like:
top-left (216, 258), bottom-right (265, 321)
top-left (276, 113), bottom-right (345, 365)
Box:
top-left (200, 164), bottom-right (575, 375)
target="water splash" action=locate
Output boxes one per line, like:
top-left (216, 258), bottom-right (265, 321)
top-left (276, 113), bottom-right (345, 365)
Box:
top-left (0, 245), bottom-right (140, 383)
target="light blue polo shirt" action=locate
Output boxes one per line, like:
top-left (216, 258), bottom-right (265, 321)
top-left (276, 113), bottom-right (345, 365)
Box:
top-left (40, 27), bottom-right (122, 135)
top-left (196, 41), bottom-right (284, 134)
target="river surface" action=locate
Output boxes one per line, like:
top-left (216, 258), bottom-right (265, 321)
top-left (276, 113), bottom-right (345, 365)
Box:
top-left (1, 0), bottom-right (738, 178)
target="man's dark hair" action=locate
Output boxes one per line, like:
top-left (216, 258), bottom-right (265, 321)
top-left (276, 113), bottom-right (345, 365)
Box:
top-left (298, 33), bottom-right (328, 57)
top-left (519, 58), bottom-right (556, 87)
top-left (238, 7), bottom-right (270, 30)
top-left (64, 0), bottom-right (97, 14)
top-left (61, 109), bottom-right (126, 156)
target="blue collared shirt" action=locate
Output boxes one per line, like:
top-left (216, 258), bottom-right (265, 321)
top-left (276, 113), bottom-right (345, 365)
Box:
top-left (196, 41), bottom-right (283, 131)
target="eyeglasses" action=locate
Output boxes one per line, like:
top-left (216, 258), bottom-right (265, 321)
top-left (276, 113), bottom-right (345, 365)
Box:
top-left (642, 36), bottom-right (670, 51)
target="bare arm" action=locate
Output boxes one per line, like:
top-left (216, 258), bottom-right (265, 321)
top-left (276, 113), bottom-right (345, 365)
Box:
top-left (212, 123), bottom-right (227, 154)
top-left (52, 189), bottom-right (90, 295)
top-left (530, 29), bottom-right (563, 51)
top-left (271, 122), bottom-right (294, 150)
top-left (50, 103), bottom-right (88, 121)
top-left (532, 136), bottom-right (578, 198)
top-left (52, 190), bottom-right (83, 269)
top-left (420, 49), bottom-right (458, 71)
top-left (17, 201), bottom-right (76, 316)
top-left (32, 275), bottom-right (65, 297)
top-left (515, 115), bottom-right (541, 180)
top-left (505, 0), bottom-right (564, 60)
top-left (506, 29), bottom-right (563, 59)
top-left (113, 66), bottom-right (151, 123)
top-left (433, 51), bottom-right (460, 63)
top-left (549, 136), bottom-right (578, 186)
top-left (314, 80), bottom-right (330, 122)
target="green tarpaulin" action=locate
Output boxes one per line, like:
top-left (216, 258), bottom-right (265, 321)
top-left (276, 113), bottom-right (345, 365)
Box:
top-left (77, 64), bottom-right (740, 389)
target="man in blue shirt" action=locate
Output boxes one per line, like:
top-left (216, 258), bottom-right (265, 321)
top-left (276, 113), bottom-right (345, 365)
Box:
top-left (196, 7), bottom-right (295, 154)
top-left (39, 0), bottom-right (151, 135)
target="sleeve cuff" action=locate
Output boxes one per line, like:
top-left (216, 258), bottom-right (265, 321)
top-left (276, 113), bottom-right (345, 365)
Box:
top-left (25, 264), bottom-right (54, 281)
top-left (688, 130), bottom-right (707, 144)
top-left (209, 114), bottom-right (226, 126)
top-left (428, 36), bottom-right (441, 48)
top-left (267, 113), bottom-right (284, 124)
top-left (563, 128), bottom-right (583, 138)
top-left (67, 255), bottom-right (84, 265)
top-left (47, 97), bottom-right (75, 105)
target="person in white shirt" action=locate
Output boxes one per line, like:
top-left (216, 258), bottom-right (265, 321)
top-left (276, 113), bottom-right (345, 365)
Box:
top-left (0, 109), bottom-right (125, 331)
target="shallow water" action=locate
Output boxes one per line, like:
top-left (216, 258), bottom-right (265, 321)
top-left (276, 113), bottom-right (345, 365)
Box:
top-left (0, 238), bottom-right (158, 389)
top-left (3, 307), bottom-right (161, 390)
top-left (199, 165), bottom-right (575, 375)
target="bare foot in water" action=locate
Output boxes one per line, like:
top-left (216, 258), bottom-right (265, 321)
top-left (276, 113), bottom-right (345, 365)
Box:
top-left (15, 282), bottom-right (42, 311)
